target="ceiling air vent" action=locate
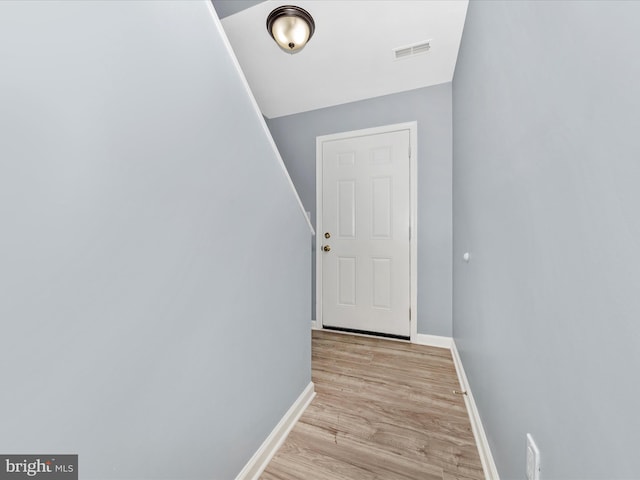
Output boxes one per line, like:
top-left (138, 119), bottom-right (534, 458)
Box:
top-left (393, 40), bottom-right (431, 60)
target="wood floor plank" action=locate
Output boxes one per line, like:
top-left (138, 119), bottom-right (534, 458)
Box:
top-left (260, 330), bottom-right (483, 480)
top-left (283, 423), bottom-right (444, 480)
top-left (262, 441), bottom-right (379, 480)
top-left (302, 394), bottom-right (477, 449)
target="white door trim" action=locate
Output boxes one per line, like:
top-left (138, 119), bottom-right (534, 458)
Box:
top-left (316, 122), bottom-right (418, 341)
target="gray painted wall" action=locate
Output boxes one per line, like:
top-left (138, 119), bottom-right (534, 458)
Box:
top-left (0, 2), bottom-right (310, 479)
top-left (453, 1), bottom-right (640, 477)
top-left (267, 84), bottom-right (453, 336)
top-left (211, 0), bottom-right (264, 19)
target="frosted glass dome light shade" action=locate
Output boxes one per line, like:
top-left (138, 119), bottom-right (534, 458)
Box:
top-left (266, 5), bottom-right (315, 53)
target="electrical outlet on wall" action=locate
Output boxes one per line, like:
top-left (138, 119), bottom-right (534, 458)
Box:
top-left (526, 433), bottom-right (541, 480)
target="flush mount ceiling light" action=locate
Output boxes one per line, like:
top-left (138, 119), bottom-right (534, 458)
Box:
top-left (266, 5), bottom-right (315, 54)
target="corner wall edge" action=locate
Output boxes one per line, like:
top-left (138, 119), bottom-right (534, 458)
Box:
top-left (235, 382), bottom-right (315, 480)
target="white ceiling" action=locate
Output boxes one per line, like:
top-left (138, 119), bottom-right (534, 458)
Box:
top-left (220, 0), bottom-right (468, 119)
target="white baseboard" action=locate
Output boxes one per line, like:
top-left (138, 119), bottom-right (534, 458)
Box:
top-left (235, 382), bottom-right (315, 480)
top-left (450, 340), bottom-right (500, 480)
top-left (311, 320), bottom-right (319, 330)
top-left (413, 333), bottom-right (453, 349)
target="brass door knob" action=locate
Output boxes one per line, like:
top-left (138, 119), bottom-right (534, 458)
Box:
top-left (323, 245), bottom-right (331, 252)
top-left (324, 232), bottom-right (331, 239)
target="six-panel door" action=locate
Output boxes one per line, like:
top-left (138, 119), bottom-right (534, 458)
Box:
top-left (321, 129), bottom-right (411, 337)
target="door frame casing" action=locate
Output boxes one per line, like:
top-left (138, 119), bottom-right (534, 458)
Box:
top-left (315, 122), bottom-right (418, 341)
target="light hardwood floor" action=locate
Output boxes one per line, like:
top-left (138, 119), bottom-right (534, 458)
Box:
top-left (261, 330), bottom-right (484, 480)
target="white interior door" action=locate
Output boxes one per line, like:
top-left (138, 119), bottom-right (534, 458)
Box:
top-left (319, 128), bottom-right (411, 337)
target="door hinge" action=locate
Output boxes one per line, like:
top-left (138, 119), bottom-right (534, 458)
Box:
top-left (408, 145), bottom-right (411, 159)
top-left (409, 308), bottom-right (412, 321)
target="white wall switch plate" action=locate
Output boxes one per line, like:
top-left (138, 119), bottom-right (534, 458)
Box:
top-left (526, 433), bottom-right (541, 480)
